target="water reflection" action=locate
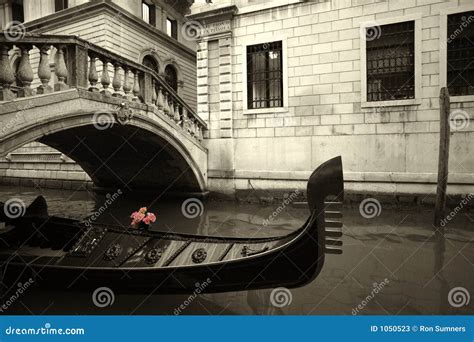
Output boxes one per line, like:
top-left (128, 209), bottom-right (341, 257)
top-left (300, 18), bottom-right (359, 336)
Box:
top-left (433, 228), bottom-right (448, 314)
top-left (0, 185), bottom-right (473, 315)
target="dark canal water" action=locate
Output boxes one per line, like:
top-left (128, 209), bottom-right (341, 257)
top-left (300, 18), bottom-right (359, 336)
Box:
top-left (1, 185), bottom-right (473, 315)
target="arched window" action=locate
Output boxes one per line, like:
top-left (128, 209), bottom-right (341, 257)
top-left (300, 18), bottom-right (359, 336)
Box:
top-left (164, 65), bottom-right (178, 92)
top-left (142, 55), bottom-right (159, 74)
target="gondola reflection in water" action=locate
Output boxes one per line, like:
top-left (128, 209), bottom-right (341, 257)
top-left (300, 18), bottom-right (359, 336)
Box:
top-left (0, 157), bottom-right (343, 293)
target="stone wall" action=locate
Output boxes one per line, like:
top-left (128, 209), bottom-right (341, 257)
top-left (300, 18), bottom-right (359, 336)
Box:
top-left (193, 0), bottom-right (474, 196)
top-left (0, 142), bottom-right (92, 189)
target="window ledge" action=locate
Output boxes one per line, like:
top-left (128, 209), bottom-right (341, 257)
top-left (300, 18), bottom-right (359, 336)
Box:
top-left (361, 99), bottom-right (421, 108)
top-left (243, 107), bottom-right (288, 115)
top-left (450, 95), bottom-right (474, 103)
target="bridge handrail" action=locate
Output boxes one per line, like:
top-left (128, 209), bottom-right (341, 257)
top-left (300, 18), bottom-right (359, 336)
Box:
top-left (0, 33), bottom-right (206, 139)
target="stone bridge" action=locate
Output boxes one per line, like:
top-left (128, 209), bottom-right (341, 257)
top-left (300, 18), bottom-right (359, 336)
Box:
top-left (0, 34), bottom-right (208, 195)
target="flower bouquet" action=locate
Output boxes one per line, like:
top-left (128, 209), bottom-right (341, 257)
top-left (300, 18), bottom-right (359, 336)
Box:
top-left (130, 207), bottom-right (156, 230)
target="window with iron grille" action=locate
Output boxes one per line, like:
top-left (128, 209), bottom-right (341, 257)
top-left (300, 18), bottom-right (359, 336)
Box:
top-left (247, 41), bottom-right (283, 109)
top-left (366, 21), bottom-right (415, 102)
top-left (447, 11), bottom-right (474, 96)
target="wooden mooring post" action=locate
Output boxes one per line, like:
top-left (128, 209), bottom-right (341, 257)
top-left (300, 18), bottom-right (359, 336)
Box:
top-left (434, 87), bottom-right (451, 227)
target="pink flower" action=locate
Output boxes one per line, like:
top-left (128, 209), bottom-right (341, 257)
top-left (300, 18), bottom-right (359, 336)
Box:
top-left (147, 213), bottom-right (156, 223)
top-left (143, 213), bottom-right (156, 225)
top-left (130, 211), bottom-right (145, 226)
top-left (131, 211), bottom-right (145, 221)
top-left (130, 208), bottom-right (156, 226)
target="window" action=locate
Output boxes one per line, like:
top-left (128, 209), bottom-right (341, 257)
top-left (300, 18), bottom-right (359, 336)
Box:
top-left (246, 41), bottom-right (283, 109)
top-left (12, 0), bottom-right (24, 22)
top-left (365, 21), bottom-right (415, 102)
top-left (142, 55), bottom-right (159, 73)
top-left (142, 1), bottom-right (156, 26)
top-left (166, 18), bottom-right (177, 39)
top-left (446, 11), bottom-right (474, 96)
top-left (164, 65), bottom-right (178, 92)
top-left (54, 0), bottom-right (68, 12)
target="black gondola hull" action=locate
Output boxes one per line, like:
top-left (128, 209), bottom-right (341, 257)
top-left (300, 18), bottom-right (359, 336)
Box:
top-left (0, 156), bottom-right (343, 294)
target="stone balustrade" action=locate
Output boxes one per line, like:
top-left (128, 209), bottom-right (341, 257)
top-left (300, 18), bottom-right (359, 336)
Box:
top-left (0, 34), bottom-right (206, 142)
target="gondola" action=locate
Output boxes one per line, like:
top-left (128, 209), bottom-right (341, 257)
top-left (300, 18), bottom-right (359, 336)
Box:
top-left (0, 157), bottom-right (343, 294)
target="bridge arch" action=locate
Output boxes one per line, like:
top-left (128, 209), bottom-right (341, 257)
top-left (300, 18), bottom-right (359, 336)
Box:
top-left (1, 108), bottom-right (207, 194)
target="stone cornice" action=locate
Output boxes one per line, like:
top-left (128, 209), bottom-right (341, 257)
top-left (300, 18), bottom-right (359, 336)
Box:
top-left (23, 0), bottom-right (196, 60)
top-left (187, 5), bottom-right (238, 24)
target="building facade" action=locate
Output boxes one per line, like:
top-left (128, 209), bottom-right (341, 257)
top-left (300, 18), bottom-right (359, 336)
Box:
top-left (191, 0), bottom-right (473, 197)
top-left (0, 0), bottom-right (198, 189)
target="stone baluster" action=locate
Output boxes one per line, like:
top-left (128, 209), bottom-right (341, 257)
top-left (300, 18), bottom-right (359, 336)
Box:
top-left (194, 123), bottom-right (200, 140)
top-left (100, 59), bottom-right (111, 96)
top-left (190, 118), bottom-right (197, 136)
top-left (112, 63), bottom-right (122, 97)
top-left (0, 45), bottom-right (15, 101)
top-left (37, 46), bottom-right (52, 94)
top-left (88, 55), bottom-right (99, 92)
top-left (54, 45), bottom-right (69, 91)
top-left (122, 68), bottom-right (132, 100)
top-left (174, 102), bottom-right (180, 123)
top-left (197, 124), bottom-right (203, 141)
top-left (16, 45), bottom-right (34, 97)
top-left (151, 79), bottom-right (157, 105)
top-left (181, 106), bottom-right (188, 130)
top-left (169, 98), bottom-right (175, 119)
top-left (188, 118), bottom-right (194, 135)
top-left (157, 85), bottom-right (164, 110)
top-left (194, 121), bottom-right (199, 139)
top-left (132, 70), bottom-right (140, 102)
top-left (163, 91), bottom-right (170, 116)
